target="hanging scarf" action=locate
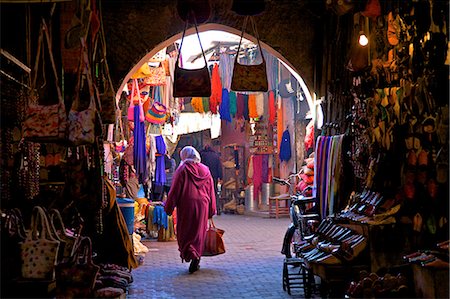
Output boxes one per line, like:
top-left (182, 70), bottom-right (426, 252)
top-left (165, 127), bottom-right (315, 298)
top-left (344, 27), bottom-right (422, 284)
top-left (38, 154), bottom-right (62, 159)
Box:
top-left (202, 97), bottom-right (210, 113)
top-left (248, 94), bottom-right (258, 118)
top-left (229, 91), bottom-right (237, 117)
top-left (154, 135), bottom-right (166, 186)
top-left (133, 106), bottom-right (147, 184)
top-left (243, 94), bottom-right (249, 120)
top-left (219, 88), bottom-right (232, 122)
top-left (219, 53), bottom-right (232, 90)
top-left (210, 63), bottom-right (222, 114)
top-left (191, 97), bottom-right (204, 113)
top-left (256, 93), bottom-right (264, 117)
top-left (268, 90), bottom-right (276, 124)
top-left (236, 93), bottom-right (245, 119)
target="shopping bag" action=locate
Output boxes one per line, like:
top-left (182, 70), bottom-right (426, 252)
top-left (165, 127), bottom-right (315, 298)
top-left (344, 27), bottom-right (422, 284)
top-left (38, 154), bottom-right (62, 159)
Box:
top-left (202, 219), bottom-right (226, 256)
top-left (20, 206), bottom-right (60, 280)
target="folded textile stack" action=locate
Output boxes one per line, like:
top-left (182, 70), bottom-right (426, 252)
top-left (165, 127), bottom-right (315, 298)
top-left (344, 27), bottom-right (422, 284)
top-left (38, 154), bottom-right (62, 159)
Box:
top-left (296, 156), bottom-right (314, 197)
top-left (94, 264), bottom-right (133, 298)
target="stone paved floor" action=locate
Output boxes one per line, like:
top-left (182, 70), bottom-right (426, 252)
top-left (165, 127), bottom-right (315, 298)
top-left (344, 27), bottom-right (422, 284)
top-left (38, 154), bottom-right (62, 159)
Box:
top-left (128, 213), bottom-right (307, 298)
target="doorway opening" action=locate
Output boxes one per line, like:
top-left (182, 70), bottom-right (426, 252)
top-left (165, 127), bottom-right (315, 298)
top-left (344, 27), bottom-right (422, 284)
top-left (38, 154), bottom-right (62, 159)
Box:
top-left (116, 24), bottom-right (318, 218)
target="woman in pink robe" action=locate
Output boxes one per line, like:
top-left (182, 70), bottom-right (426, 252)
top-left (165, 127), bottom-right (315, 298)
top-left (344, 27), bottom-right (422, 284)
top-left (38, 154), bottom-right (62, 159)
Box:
top-left (165, 146), bottom-right (216, 273)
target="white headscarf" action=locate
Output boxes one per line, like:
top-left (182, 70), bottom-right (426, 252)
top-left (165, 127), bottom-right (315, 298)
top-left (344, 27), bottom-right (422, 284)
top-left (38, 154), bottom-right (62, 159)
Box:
top-left (180, 146), bottom-right (201, 164)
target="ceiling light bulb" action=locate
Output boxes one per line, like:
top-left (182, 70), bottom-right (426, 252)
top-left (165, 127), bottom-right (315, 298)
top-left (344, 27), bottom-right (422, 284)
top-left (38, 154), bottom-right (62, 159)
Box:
top-left (358, 33), bottom-right (369, 46)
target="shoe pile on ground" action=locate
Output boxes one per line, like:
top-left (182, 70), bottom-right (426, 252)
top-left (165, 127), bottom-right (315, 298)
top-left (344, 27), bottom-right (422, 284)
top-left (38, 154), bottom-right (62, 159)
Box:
top-left (94, 264), bottom-right (133, 298)
top-left (346, 270), bottom-right (412, 298)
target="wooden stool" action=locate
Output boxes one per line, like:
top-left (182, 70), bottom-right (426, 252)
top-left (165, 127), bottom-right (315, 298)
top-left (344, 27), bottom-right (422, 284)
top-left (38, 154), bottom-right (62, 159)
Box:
top-left (269, 194), bottom-right (290, 218)
top-left (283, 257), bottom-right (310, 296)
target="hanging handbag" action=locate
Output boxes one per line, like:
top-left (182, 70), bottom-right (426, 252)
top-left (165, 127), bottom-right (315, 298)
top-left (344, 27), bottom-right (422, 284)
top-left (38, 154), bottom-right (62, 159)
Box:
top-left (173, 14), bottom-right (211, 98)
top-left (146, 101), bottom-right (168, 124)
top-left (96, 21), bottom-right (118, 125)
top-left (202, 218), bottom-right (226, 256)
top-left (55, 236), bottom-right (100, 298)
top-left (23, 19), bottom-right (67, 143)
top-left (231, 16), bottom-right (268, 92)
top-left (49, 209), bottom-right (80, 262)
top-left (68, 38), bottom-right (97, 146)
top-left (127, 79), bottom-right (145, 122)
top-left (20, 206), bottom-right (60, 280)
top-left (143, 64), bottom-right (167, 86)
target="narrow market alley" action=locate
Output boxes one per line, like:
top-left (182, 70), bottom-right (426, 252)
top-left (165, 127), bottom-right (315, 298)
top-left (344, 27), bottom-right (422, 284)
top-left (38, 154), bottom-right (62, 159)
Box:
top-left (128, 214), bottom-right (297, 299)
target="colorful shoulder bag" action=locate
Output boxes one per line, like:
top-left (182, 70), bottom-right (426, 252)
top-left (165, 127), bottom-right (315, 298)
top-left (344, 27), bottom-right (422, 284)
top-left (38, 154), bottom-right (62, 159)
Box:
top-left (231, 16), bottom-right (268, 92)
top-left (68, 38), bottom-right (98, 146)
top-left (22, 19), bottom-right (67, 143)
top-left (173, 13), bottom-right (211, 98)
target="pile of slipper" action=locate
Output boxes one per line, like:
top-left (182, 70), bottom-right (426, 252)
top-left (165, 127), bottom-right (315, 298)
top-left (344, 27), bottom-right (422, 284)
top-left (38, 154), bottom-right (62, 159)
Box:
top-left (94, 264), bottom-right (133, 298)
top-left (346, 270), bottom-right (412, 298)
top-left (295, 153), bottom-right (314, 197)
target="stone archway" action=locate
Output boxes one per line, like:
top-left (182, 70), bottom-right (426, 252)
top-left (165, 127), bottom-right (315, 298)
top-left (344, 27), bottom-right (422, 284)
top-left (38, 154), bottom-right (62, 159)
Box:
top-left (101, 0), bottom-right (321, 97)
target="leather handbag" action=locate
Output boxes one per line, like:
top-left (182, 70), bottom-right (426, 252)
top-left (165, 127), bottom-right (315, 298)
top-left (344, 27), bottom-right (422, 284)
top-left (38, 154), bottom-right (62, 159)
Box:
top-left (23, 19), bottom-right (67, 143)
top-left (68, 38), bottom-right (97, 146)
top-left (202, 219), bottom-right (226, 256)
top-left (20, 206), bottom-right (60, 280)
top-left (55, 236), bottom-right (100, 298)
top-left (173, 14), bottom-right (211, 98)
top-left (231, 16), bottom-right (268, 92)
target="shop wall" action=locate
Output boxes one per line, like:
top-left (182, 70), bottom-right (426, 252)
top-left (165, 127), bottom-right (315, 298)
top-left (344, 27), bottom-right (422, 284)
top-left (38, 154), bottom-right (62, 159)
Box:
top-left (101, 0), bottom-right (321, 96)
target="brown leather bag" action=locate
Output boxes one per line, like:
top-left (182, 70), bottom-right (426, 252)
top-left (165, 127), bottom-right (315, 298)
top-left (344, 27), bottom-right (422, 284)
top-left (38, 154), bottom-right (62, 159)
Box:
top-left (173, 14), bottom-right (211, 98)
top-left (231, 16), bottom-right (268, 92)
top-left (202, 219), bottom-right (226, 256)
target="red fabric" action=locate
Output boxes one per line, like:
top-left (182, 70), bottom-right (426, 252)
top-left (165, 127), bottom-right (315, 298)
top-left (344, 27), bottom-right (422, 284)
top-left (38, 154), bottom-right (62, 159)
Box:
top-left (210, 63), bottom-right (222, 114)
top-left (252, 155), bottom-right (263, 202)
top-left (165, 161), bottom-right (216, 262)
top-left (268, 90), bottom-right (276, 124)
top-left (304, 121), bottom-right (314, 151)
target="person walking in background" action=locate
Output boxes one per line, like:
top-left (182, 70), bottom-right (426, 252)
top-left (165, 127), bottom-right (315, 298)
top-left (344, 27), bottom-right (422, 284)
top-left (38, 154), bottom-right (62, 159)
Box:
top-left (200, 144), bottom-right (223, 214)
top-left (164, 146), bottom-right (217, 273)
top-left (163, 152), bottom-right (177, 201)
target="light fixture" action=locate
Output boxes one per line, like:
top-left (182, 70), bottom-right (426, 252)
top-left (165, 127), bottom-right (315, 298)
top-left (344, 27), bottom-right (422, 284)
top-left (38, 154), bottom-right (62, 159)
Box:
top-left (358, 31), bottom-right (369, 46)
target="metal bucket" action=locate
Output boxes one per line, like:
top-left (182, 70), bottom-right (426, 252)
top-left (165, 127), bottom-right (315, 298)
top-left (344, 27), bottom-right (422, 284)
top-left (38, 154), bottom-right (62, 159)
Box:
top-left (245, 185), bottom-right (255, 211)
top-left (261, 183), bottom-right (273, 207)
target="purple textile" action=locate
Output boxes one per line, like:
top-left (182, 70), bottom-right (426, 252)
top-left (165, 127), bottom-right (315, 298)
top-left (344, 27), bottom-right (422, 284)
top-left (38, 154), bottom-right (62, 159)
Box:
top-left (243, 94), bottom-right (249, 120)
top-left (262, 154), bottom-right (269, 183)
top-left (236, 93), bottom-right (244, 119)
top-left (154, 135), bottom-right (166, 186)
top-left (252, 155), bottom-right (263, 202)
top-left (133, 106), bottom-right (147, 184)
